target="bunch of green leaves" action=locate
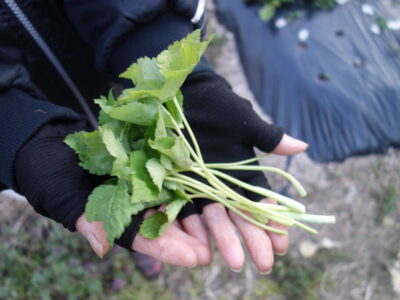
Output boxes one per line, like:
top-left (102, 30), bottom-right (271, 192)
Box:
top-left (65, 30), bottom-right (335, 248)
top-left (65, 30), bottom-right (208, 245)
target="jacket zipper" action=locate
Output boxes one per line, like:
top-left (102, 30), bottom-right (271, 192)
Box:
top-left (4, 0), bottom-right (98, 128)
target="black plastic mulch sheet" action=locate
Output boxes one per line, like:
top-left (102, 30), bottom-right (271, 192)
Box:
top-left (213, 0), bottom-right (400, 162)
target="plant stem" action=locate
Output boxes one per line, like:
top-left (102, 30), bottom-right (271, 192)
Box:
top-left (173, 96), bottom-right (204, 162)
top-left (165, 176), bottom-right (288, 234)
top-left (202, 164), bottom-right (307, 197)
top-left (195, 167), bottom-right (306, 213)
top-left (204, 154), bottom-right (270, 167)
top-left (281, 212), bottom-right (336, 224)
top-left (161, 106), bottom-right (202, 165)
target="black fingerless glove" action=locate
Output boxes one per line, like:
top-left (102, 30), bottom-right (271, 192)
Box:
top-left (178, 71), bottom-right (284, 218)
top-left (14, 120), bottom-right (142, 250)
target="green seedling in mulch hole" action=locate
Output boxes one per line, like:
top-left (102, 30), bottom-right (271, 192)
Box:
top-left (315, 0), bottom-right (336, 10)
top-left (65, 30), bottom-right (335, 248)
top-left (318, 72), bottom-right (331, 81)
top-left (252, 0), bottom-right (336, 22)
top-left (376, 16), bottom-right (389, 30)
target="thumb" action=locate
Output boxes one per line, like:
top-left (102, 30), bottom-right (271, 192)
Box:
top-left (75, 214), bottom-right (110, 258)
top-left (245, 114), bottom-right (285, 153)
top-left (272, 134), bottom-right (308, 156)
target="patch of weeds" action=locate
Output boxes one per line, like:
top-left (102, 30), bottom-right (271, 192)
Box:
top-left (249, 277), bottom-right (281, 298)
top-left (0, 217), bottom-right (173, 300)
top-left (272, 248), bottom-right (348, 300)
top-left (272, 256), bottom-right (323, 300)
top-left (373, 184), bottom-right (397, 223)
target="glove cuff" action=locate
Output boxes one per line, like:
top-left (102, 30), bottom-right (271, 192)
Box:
top-left (115, 210), bottom-right (146, 251)
top-left (15, 119), bottom-right (98, 231)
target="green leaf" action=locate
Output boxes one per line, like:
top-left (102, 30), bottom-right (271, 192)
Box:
top-left (165, 198), bottom-right (187, 221)
top-left (131, 176), bottom-right (157, 203)
top-left (154, 105), bottom-right (174, 140)
top-left (64, 131), bottom-right (113, 175)
top-left (85, 183), bottom-right (133, 245)
top-left (156, 31), bottom-right (210, 101)
top-left (95, 90), bottom-right (117, 125)
top-left (118, 30), bottom-right (209, 104)
top-left (146, 158), bottom-right (167, 191)
top-left (139, 212), bottom-right (168, 239)
top-left (259, 4), bottom-right (276, 22)
top-left (130, 150), bottom-right (159, 203)
top-left (101, 126), bottom-right (130, 179)
top-left (94, 96), bottom-right (114, 114)
top-left (160, 155), bottom-right (173, 171)
top-left (149, 136), bottom-right (192, 170)
top-left (101, 126), bottom-right (128, 160)
top-left (149, 136), bottom-right (175, 149)
top-left (110, 101), bottom-right (158, 126)
top-left (163, 181), bottom-right (190, 201)
top-left (120, 57), bottom-right (164, 90)
top-left (139, 199), bottom-right (187, 239)
top-left (130, 188), bottom-right (174, 214)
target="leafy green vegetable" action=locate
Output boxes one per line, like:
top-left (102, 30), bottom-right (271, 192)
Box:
top-left (140, 199), bottom-right (187, 239)
top-left (146, 158), bottom-right (167, 191)
top-left (110, 101), bottom-right (158, 126)
top-left (85, 183), bottom-right (133, 244)
top-left (65, 131), bottom-right (113, 175)
top-left (65, 30), bottom-right (335, 250)
top-left (139, 212), bottom-right (168, 239)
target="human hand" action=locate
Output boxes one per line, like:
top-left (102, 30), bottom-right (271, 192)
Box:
top-left (177, 71), bottom-right (308, 272)
top-left (76, 132), bottom-right (306, 272)
top-left (14, 117), bottom-right (211, 266)
top-left (76, 71), bottom-right (308, 272)
top-left (197, 135), bottom-right (307, 273)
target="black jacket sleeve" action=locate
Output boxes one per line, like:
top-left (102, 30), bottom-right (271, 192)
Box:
top-left (0, 63), bottom-right (85, 189)
top-left (62, 0), bottom-right (211, 78)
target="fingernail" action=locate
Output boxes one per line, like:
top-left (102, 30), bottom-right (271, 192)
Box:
top-left (231, 268), bottom-right (242, 273)
top-left (258, 269), bottom-right (272, 275)
top-left (276, 251), bottom-right (287, 256)
top-left (87, 232), bottom-right (104, 258)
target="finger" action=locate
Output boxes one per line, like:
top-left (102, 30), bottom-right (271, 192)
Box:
top-left (172, 219), bottom-right (183, 231)
top-left (132, 233), bottom-right (197, 267)
top-left (203, 203), bottom-right (245, 271)
top-left (261, 199), bottom-right (289, 255)
top-left (272, 134), bottom-right (308, 156)
top-left (76, 214), bottom-right (110, 257)
top-left (133, 210), bottom-right (210, 266)
top-left (228, 209), bottom-right (274, 274)
top-left (181, 213), bottom-right (211, 247)
top-left (165, 222), bottom-right (212, 266)
top-left (132, 209), bottom-right (197, 267)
